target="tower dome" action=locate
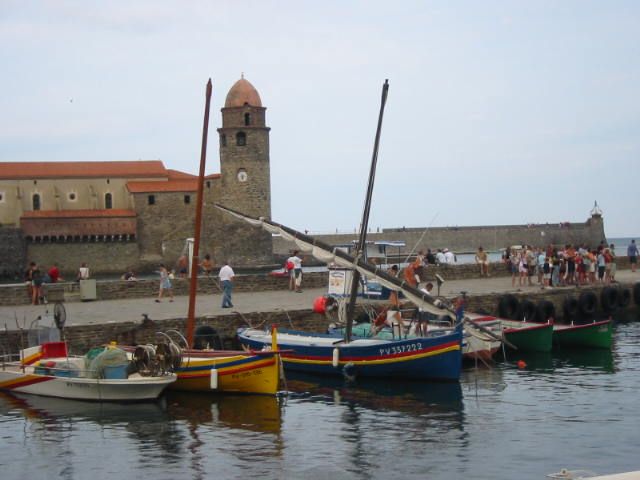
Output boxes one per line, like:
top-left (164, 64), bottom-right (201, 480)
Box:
top-left (224, 76), bottom-right (262, 108)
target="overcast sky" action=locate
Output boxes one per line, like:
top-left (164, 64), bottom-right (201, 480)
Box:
top-left (1, 1), bottom-right (639, 238)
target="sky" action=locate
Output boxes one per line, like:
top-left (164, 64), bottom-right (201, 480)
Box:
top-left (1, 1), bottom-right (639, 238)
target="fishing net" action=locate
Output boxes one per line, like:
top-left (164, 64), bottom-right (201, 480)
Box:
top-left (85, 347), bottom-right (129, 379)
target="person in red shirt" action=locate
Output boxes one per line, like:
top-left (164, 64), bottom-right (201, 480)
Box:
top-left (48, 263), bottom-right (62, 283)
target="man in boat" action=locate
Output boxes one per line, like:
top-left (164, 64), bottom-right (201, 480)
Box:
top-left (402, 257), bottom-right (422, 287)
top-left (415, 282), bottom-right (434, 335)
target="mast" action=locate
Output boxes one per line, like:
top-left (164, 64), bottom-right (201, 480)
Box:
top-left (185, 78), bottom-right (213, 347)
top-left (345, 79), bottom-right (389, 342)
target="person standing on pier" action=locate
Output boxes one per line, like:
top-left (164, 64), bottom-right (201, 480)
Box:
top-left (287, 250), bottom-right (303, 292)
top-left (219, 260), bottom-right (235, 308)
top-left (155, 264), bottom-right (174, 302)
top-left (627, 240), bottom-right (638, 273)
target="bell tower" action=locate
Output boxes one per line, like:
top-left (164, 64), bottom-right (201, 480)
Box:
top-left (216, 76), bottom-right (273, 265)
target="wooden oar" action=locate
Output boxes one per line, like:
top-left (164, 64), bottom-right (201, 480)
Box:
top-left (464, 317), bottom-right (518, 350)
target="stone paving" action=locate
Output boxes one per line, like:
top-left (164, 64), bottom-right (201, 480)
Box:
top-left (1, 270), bottom-right (637, 331)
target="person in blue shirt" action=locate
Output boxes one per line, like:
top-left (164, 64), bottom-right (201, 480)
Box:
top-left (628, 240), bottom-right (638, 273)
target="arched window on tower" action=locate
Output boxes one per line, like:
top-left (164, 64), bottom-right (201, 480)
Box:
top-left (236, 131), bottom-right (246, 146)
top-left (105, 193), bottom-right (113, 209)
top-left (33, 193), bottom-right (41, 211)
top-left (220, 133), bottom-right (227, 147)
top-left (244, 113), bottom-right (251, 126)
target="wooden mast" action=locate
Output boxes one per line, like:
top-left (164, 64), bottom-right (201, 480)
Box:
top-left (185, 78), bottom-right (213, 347)
top-left (345, 79), bottom-right (389, 342)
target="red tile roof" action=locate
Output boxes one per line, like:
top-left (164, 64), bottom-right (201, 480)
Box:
top-left (0, 161), bottom-right (168, 179)
top-left (21, 209), bottom-right (136, 219)
top-left (167, 169), bottom-right (198, 180)
top-left (126, 180), bottom-right (197, 193)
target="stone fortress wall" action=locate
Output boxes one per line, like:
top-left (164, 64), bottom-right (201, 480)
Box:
top-left (274, 214), bottom-right (607, 258)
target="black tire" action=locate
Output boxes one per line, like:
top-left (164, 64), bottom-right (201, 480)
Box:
top-left (600, 287), bottom-right (619, 314)
top-left (563, 296), bottom-right (579, 322)
top-left (578, 291), bottom-right (598, 316)
top-left (536, 300), bottom-right (556, 323)
top-left (519, 299), bottom-right (537, 321)
top-left (498, 294), bottom-right (520, 319)
top-left (634, 283), bottom-right (640, 306)
top-left (193, 325), bottom-right (222, 350)
top-left (618, 288), bottom-right (631, 309)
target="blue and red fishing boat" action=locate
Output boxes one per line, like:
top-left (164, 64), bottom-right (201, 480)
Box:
top-left (238, 326), bottom-right (462, 381)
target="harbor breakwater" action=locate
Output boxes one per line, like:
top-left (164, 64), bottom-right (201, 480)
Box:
top-left (274, 213), bottom-right (606, 257)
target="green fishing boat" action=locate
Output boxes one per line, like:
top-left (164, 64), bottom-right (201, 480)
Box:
top-left (552, 319), bottom-right (613, 349)
top-left (472, 316), bottom-right (553, 353)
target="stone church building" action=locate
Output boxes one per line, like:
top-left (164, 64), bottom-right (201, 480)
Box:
top-left (0, 77), bottom-right (273, 277)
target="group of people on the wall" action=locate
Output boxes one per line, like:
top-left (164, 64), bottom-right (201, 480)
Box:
top-left (501, 241), bottom-right (637, 289)
top-left (23, 261), bottom-right (89, 305)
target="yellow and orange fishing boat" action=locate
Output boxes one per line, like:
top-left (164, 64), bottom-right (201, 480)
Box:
top-left (167, 327), bottom-right (282, 395)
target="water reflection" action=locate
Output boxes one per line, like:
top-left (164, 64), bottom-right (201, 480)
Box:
top-left (165, 391), bottom-right (283, 434)
top-left (499, 348), bottom-right (615, 374)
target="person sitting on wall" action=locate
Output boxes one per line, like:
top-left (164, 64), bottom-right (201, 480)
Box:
top-left (121, 270), bottom-right (138, 281)
top-left (200, 254), bottom-right (214, 276)
top-left (47, 263), bottom-right (62, 283)
top-left (76, 262), bottom-right (90, 282)
top-left (177, 255), bottom-right (188, 278)
top-left (475, 246), bottom-right (489, 277)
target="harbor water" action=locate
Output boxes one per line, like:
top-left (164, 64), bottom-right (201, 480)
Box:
top-left (1, 317), bottom-right (639, 480)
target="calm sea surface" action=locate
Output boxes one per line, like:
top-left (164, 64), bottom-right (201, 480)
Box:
top-left (2, 314), bottom-right (639, 480)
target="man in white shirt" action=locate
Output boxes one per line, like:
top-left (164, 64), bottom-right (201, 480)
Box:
top-left (219, 261), bottom-right (235, 308)
top-left (435, 249), bottom-right (446, 265)
top-left (444, 249), bottom-right (456, 264)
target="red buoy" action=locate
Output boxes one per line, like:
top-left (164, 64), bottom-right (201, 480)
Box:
top-left (313, 296), bottom-right (328, 314)
top-left (517, 360), bottom-right (527, 369)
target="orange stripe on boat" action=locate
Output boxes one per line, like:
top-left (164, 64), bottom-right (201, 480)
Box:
top-left (177, 357), bottom-right (276, 380)
top-left (22, 352), bottom-right (42, 366)
top-left (0, 374), bottom-right (53, 390)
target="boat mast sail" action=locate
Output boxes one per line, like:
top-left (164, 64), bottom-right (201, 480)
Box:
top-left (345, 79), bottom-right (389, 342)
top-left (185, 78), bottom-right (213, 347)
top-left (214, 203), bottom-right (456, 319)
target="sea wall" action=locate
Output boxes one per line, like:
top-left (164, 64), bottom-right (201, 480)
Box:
top-left (275, 214), bottom-right (607, 256)
top-left (1, 281), bottom-right (636, 357)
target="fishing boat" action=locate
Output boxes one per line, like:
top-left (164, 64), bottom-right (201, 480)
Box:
top-left (166, 329), bottom-right (282, 395)
top-left (471, 314), bottom-right (554, 353)
top-left (0, 341), bottom-right (176, 401)
top-left (226, 79), bottom-right (463, 382)
top-left (326, 315), bottom-right (502, 362)
top-left (552, 318), bottom-right (613, 349)
top-left (238, 326), bottom-right (462, 380)
top-left (156, 79), bottom-right (283, 395)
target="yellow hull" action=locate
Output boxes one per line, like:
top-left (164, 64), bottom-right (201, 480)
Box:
top-left (170, 353), bottom-right (280, 395)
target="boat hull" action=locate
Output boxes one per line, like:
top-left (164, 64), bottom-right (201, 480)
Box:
top-left (472, 316), bottom-right (554, 353)
top-left (503, 321), bottom-right (553, 352)
top-left (238, 328), bottom-right (463, 381)
top-left (0, 368), bottom-right (175, 401)
top-left (553, 319), bottom-right (613, 349)
top-left (171, 351), bottom-right (280, 395)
